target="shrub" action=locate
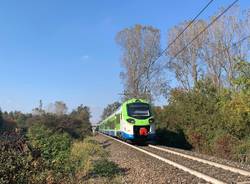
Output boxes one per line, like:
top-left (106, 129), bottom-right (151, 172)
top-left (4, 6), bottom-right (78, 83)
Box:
top-left (0, 119), bottom-right (17, 132)
top-left (154, 79), bottom-right (250, 161)
top-left (27, 124), bottom-right (73, 182)
top-left (0, 143), bottom-right (30, 184)
top-left (69, 137), bottom-right (122, 183)
top-left (235, 137), bottom-right (250, 163)
top-left (0, 131), bottom-right (42, 184)
top-left (186, 129), bottom-right (206, 152)
top-left (26, 114), bottom-right (92, 140)
top-left (221, 92), bottom-right (250, 139)
top-left (212, 133), bottom-right (239, 160)
top-left (70, 137), bottom-right (108, 179)
top-left (91, 159), bottom-right (120, 178)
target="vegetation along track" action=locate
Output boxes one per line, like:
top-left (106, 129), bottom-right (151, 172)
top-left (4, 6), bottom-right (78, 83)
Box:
top-left (99, 133), bottom-right (250, 184)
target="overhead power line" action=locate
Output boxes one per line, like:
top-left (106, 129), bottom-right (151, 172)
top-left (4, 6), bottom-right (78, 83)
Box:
top-left (151, 0), bottom-right (215, 66)
top-left (170, 0), bottom-right (239, 61)
top-left (205, 35), bottom-right (250, 61)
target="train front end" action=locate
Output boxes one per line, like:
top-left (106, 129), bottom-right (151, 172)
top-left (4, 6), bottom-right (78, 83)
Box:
top-left (120, 99), bottom-right (156, 141)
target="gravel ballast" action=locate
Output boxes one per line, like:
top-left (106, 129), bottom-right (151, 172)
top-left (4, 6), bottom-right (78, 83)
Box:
top-left (141, 146), bottom-right (250, 183)
top-left (94, 134), bottom-right (208, 184)
top-left (156, 145), bottom-right (250, 172)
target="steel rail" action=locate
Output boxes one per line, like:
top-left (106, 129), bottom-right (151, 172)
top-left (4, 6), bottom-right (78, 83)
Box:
top-left (149, 144), bottom-right (250, 177)
top-left (99, 133), bottom-right (226, 184)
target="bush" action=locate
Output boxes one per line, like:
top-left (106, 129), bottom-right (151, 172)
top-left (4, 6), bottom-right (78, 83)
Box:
top-left (212, 133), bottom-right (239, 160)
top-left (0, 109), bottom-right (120, 183)
top-left (70, 137), bottom-right (109, 179)
top-left (186, 129), bottom-right (206, 152)
top-left (0, 148), bottom-right (30, 184)
top-left (91, 159), bottom-right (120, 178)
top-left (27, 124), bottom-right (73, 182)
top-left (26, 114), bottom-right (92, 140)
top-left (0, 119), bottom-right (17, 132)
top-left (0, 131), bottom-right (48, 184)
top-left (155, 79), bottom-right (250, 161)
top-left (235, 138), bottom-right (250, 163)
top-left (69, 137), bottom-right (122, 183)
top-left (221, 92), bottom-right (250, 139)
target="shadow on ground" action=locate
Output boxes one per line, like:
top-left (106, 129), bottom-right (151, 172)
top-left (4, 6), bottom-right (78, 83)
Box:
top-left (82, 159), bottom-right (129, 180)
top-left (155, 128), bottom-right (192, 150)
top-left (100, 139), bottom-right (113, 149)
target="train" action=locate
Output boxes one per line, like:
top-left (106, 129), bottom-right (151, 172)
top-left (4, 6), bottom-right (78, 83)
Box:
top-left (98, 98), bottom-right (156, 142)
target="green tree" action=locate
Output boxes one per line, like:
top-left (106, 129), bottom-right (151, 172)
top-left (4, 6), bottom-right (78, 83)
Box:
top-left (70, 105), bottom-right (92, 138)
top-left (71, 105), bottom-right (91, 122)
top-left (233, 59), bottom-right (250, 93)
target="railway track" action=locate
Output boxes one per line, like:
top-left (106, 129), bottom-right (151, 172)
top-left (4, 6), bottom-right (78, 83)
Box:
top-left (99, 133), bottom-right (250, 184)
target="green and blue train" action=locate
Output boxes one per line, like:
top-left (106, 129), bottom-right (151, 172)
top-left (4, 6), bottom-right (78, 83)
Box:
top-left (98, 98), bottom-right (156, 141)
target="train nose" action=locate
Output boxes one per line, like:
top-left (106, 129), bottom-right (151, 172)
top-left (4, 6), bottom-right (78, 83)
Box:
top-left (139, 127), bottom-right (148, 136)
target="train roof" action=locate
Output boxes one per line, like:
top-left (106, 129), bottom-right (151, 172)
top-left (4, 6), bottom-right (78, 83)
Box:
top-left (122, 98), bottom-right (149, 105)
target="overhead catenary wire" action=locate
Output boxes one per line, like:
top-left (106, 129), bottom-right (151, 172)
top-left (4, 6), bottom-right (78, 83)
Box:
top-left (165, 35), bottom-right (250, 69)
top-left (123, 0), bottom-right (241, 98)
top-left (169, 0), bottom-right (239, 61)
top-left (151, 0), bottom-right (215, 66)
top-left (205, 35), bottom-right (250, 61)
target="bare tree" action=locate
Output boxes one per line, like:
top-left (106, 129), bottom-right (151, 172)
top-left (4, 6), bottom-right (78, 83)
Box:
top-left (54, 101), bottom-right (68, 116)
top-left (32, 100), bottom-right (45, 116)
top-left (116, 24), bottom-right (167, 101)
top-left (201, 6), bottom-right (250, 89)
top-left (167, 6), bottom-right (250, 90)
top-left (167, 20), bottom-right (207, 90)
top-left (47, 101), bottom-right (68, 116)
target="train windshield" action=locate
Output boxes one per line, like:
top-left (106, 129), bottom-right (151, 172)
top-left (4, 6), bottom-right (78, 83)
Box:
top-left (127, 103), bottom-right (151, 119)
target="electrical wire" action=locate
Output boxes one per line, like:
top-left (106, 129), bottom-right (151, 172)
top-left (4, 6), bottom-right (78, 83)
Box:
top-left (151, 0), bottom-right (215, 66)
top-left (170, 0), bottom-right (239, 61)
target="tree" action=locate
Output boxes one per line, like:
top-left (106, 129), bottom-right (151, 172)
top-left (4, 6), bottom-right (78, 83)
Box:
top-left (233, 59), bottom-right (250, 93)
top-left (201, 7), bottom-right (250, 89)
top-left (70, 105), bottom-right (91, 122)
top-left (16, 114), bottom-right (28, 129)
top-left (54, 101), bottom-right (68, 116)
top-left (101, 102), bottom-right (121, 120)
top-left (116, 24), bottom-right (167, 101)
top-left (0, 109), bottom-right (3, 130)
top-left (32, 100), bottom-right (45, 116)
top-left (47, 101), bottom-right (68, 116)
top-left (167, 20), bottom-right (207, 90)
top-left (167, 6), bottom-right (250, 90)
top-left (70, 105), bottom-right (92, 138)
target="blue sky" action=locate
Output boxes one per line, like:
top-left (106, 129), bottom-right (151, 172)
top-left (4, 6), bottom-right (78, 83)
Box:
top-left (0, 0), bottom-right (249, 123)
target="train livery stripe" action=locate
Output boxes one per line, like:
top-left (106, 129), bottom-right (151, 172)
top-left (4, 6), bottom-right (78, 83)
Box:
top-left (121, 131), bottom-right (134, 139)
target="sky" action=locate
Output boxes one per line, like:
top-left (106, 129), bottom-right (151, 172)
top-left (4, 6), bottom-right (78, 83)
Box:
top-left (0, 0), bottom-right (249, 123)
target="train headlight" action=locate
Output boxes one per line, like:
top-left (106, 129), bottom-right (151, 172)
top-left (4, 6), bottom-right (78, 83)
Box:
top-left (149, 118), bottom-right (154, 124)
top-left (127, 118), bottom-right (135, 124)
